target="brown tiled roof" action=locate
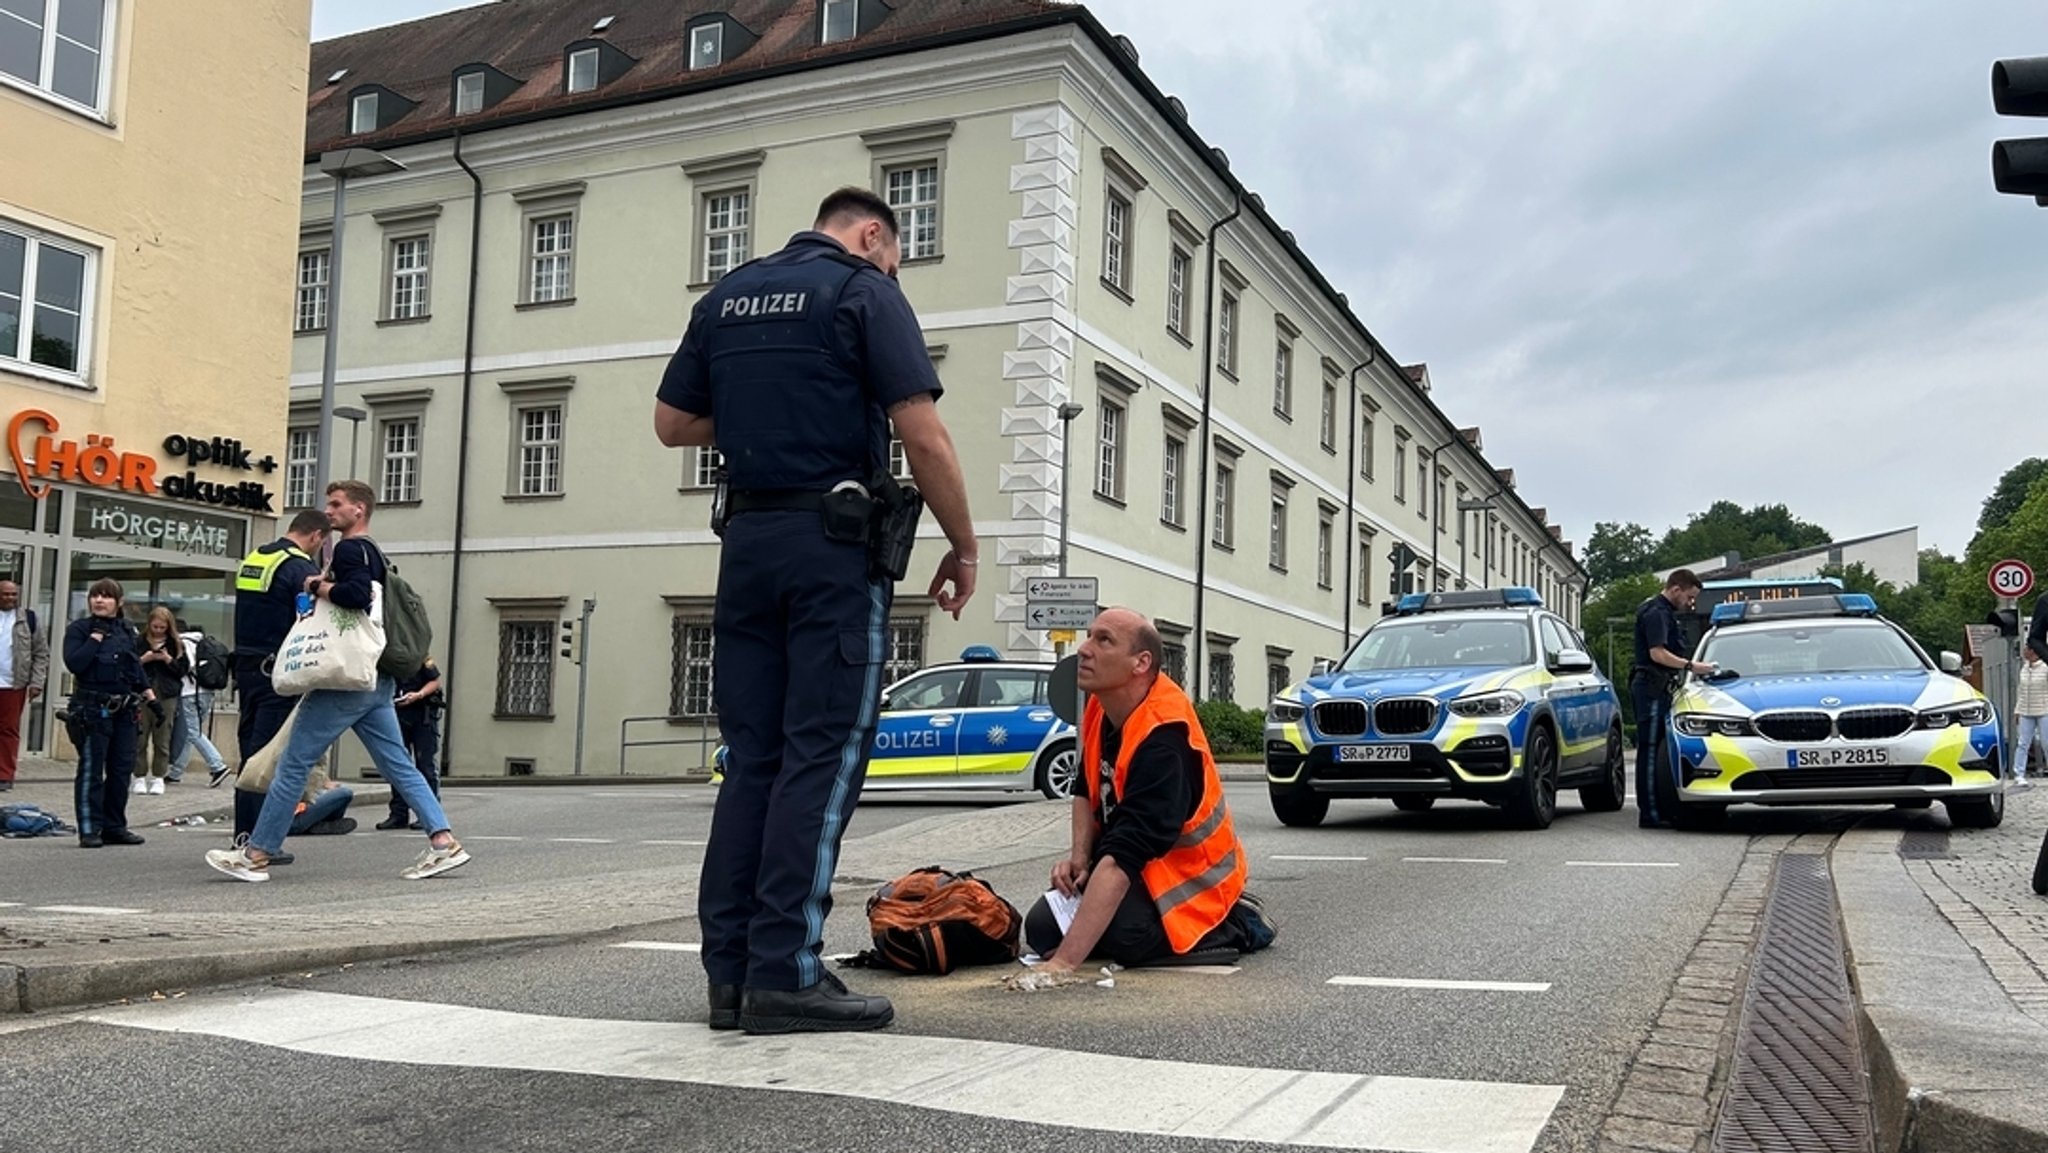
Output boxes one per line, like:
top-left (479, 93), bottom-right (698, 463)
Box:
top-left (1400, 363), bottom-right (1427, 383)
top-left (307, 0), bottom-right (1074, 156)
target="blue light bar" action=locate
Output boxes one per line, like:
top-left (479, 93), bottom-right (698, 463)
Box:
top-left (1395, 593), bottom-right (1430, 613)
top-left (1710, 602), bottom-right (1747, 625)
top-left (959, 644), bottom-right (1002, 662)
top-left (1393, 587), bottom-right (1544, 615)
top-left (1712, 593), bottom-right (1882, 626)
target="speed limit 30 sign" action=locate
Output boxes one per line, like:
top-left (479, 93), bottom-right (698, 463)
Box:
top-left (1989, 558), bottom-right (2036, 600)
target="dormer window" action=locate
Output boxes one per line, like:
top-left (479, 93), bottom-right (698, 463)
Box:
top-left (351, 92), bottom-right (377, 134)
top-left (821, 0), bottom-right (857, 44)
top-left (566, 46), bottom-right (599, 93)
top-left (689, 23), bottom-right (723, 69)
top-left (454, 71), bottom-right (484, 115)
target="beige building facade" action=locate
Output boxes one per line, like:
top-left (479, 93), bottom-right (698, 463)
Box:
top-left (295, 0), bottom-right (1585, 777)
top-left (1, 0), bottom-right (312, 751)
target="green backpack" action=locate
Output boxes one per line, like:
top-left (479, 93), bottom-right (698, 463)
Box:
top-left (366, 540), bottom-right (432, 680)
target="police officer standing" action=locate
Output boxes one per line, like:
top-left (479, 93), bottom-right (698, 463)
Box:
top-left (228, 510), bottom-right (326, 843)
top-left (1632, 569), bottom-right (1714, 828)
top-left (655, 188), bottom-right (976, 1035)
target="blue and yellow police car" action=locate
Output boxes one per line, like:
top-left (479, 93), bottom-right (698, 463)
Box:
top-left (1265, 588), bottom-right (1626, 829)
top-left (715, 646), bottom-right (1078, 799)
top-left (1665, 593), bottom-right (2005, 830)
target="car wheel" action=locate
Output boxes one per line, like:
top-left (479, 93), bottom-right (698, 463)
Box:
top-left (1579, 724), bottom-right (1627, 813)
top-left (1034, 741), bottom-right (1080, 800)
top-left (1673, 802), bottom-right (1728, 832)
top-left (1270, 785), bottom-right (1330, 828)
top-left (1946, 791), bottom-right (2004, 829)
top-left (1505, 725), bottom-right (1558, 830)
top-left (1392, 795), bottom-right (1436, 813)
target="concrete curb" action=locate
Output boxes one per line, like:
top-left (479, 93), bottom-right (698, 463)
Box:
top-left (1832, 830), bottom-right (2048, 1152)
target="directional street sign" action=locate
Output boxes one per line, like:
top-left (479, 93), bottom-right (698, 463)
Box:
top-left (1025, 601), bottom-right (1096, 629)
top-left (1989, 558), bottom-right (2036, 600)
top-left (1026, 577), bottom-right (1099, 601)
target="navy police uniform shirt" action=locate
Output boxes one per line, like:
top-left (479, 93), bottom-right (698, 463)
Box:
top-left (655, 231), bottom-right (942, 492)
top-left (1633, 593), bottom-right (1689, 672)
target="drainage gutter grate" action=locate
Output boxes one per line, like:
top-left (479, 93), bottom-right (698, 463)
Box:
top-left (1897, 829), bottom-right (1953, 860)
top-left (1710, 852), bottom-right (1874, 1153)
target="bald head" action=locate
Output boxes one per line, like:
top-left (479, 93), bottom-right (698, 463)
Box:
top-left (1077, 606), bottom-right (1163, 695)
top-left (0, 581), bottom-right (17, 610)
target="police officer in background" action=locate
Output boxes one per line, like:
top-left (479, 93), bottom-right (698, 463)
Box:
top-left (1632, 569), bottom-right (1714, 828)
top-left (229, 510), bottom-right (327, 845)
top-left (655, 188), bottom-right (976, 1035)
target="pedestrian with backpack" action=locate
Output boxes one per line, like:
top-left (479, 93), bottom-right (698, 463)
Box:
top-left (0, 580), bottom-right (50, 793)
top-left (171, 624), bottom-right (231, 786)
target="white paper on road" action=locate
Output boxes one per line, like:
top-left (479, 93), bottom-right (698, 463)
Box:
top-left (90, 988), bottom-right (1565, 1153)
top-left (1042, 888), bottom-right (1080, 933)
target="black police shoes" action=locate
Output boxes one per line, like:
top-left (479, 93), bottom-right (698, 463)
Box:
top-left (78, 834), bottom-right (103, 848)
top-left (102, 829), bottom-right (145, 846)
top-left (738, 972), bottom-right (893, 1035)
top-left (708, 983), bottom-right (740, 1031)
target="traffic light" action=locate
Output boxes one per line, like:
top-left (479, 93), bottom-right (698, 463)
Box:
top-left (1388, 542), bottom-right (1418, 595)
top-left (560, 618), bottom-right (578, 661)
top-left (1989, 607), bottom-right (2021, 637)
top-left (1991, 56), bottom-right (2048, 205)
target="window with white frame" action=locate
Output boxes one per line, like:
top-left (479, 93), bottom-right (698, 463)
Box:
top-left (689, 22), bottom-right (723, 69)
top-left (495, 620), bottom-right (554, 717)
top-left (1103, 189), bottom-right (1131, 294)
top-left (350, 92), bottom-right (377, 134)
top-left (0, 0), bottom-right (112, 112)
top-left (1267, 653), bottom-right (1291, 700)
top-left (294, 248), bottom-right (330, 333)
top-left (820, 0), bottom-right (856, 43)
top-left (566, 46), bottom-right (598, 93)
top-left (885, 616), bottom-right (926, 685)
top-left (515, 404), bottom-right (563, 496)
top-left (887, 437), bottom-right (912, 481)
top-left (1273, 338), bottom-right (1293, 418)
top-left (454, 71), bottom-right (484, 115)
top-left (0, 220), bottom-right (93, 376)
top-left (1094, 396), bottom-right (1125, 502)
top-left (883, 162), bottom-right (940, 261)
top-left (378, 416), bottom-right (421, 504)
top-left (284, 427), bottom-right (318, 509)
top-left (1317, 508), bottom-right (1334, 589)
top-left (1166, 247), bottom-right (1190, 337)
top-left (1320, 375), bottom-right (1337, 452)
top-left (1160, 429), bottom-right (1186, 528)
top-left (1268, 483), bottom-right (1289, 572)
top-left (1360, 410), bottom-right (1376, 479)
top-left (1212, 455), bottom-right (1236, 549)
top-left (1356, 532), bottom-right (1374, 605)
top-left (701, 189), bottom-right (750, 283)
top-left (1393, 439), bottom-right (1408, 502)
top-left (1218, 290), bottom-right (1239, 376)
top-left (690, 446), bottom-right (724, 488)
top-left (527, 214), bottom-right (574, 303)
top-left (670, 615), bottom-right (715, 718)
top-left (1417, 453), bottom-right (1429, 521)
top-left (387, 235), bottom-right (431, 320)
top-left (1435, 475), bottom-right (1448, 530)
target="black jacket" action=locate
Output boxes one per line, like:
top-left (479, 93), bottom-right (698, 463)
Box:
top-left (63, 615), bottom-right (149, 697)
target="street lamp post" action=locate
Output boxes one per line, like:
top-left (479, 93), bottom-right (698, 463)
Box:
top-left (315, 148), bottom-right (406, 490)
top-left (334, 405), bottom-right (367, 482)
top-left (1056, 402), bottom-right (1084, 579)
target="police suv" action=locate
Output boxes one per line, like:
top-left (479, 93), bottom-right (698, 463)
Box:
top-left (1265, 588), bottom-right (1626, 829)
top-left (715, 647), bottom-right (1078, 798)
top-left (1666, 593), bottom-right (2006, 830)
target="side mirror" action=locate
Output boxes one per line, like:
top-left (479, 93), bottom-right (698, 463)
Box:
top-left (1550, 648), bottom-right (1595, 675)
top-left (878, 694), bottom-right (894, 712)
top-left (1939, 651), bottom-right (1963, 675)
top-left (1310, 658), bottom-right (1332, 678)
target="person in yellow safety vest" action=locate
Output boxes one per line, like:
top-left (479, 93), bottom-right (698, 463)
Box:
top-left (227, 510), bottom-right (328, 849)
top-left (1018, 607), bottom-right (1276, 978)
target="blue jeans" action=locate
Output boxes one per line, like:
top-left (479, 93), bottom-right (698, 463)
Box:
top-left (291, 784), bottom-right (353, 833)
top-left (251, 676), bottom-right (448, 856)
top-left (170, 692), bottom-right (226, 773)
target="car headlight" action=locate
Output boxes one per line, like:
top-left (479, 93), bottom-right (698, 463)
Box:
top-left (1267, 698), bottom-right (1305, 724)
top-left (1673, 713), bottom-right (1756, 738)
top-left (1448, 689), bottom-right (1525, 718)
top-left (1918, 701), bottom-right (1992, 728)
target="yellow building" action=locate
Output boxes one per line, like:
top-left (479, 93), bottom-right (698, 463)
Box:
top-left (0, 0), bottom-right (312, 751)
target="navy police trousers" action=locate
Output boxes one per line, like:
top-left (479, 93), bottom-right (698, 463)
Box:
top-left (699, 510), bottom-right (890, 992)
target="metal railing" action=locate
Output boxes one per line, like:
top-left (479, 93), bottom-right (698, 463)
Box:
top-left (617, 715), bottom-right (721, 777)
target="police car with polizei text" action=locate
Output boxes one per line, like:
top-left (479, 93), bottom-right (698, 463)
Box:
top-left (1665, 593), bottom-right (2006, 830)
top-left (715, 647), bottom-right (1079, 798)
top-left (1265, 588), bottom-right (1626, 830)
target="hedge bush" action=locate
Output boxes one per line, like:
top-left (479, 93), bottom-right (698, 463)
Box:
top-left (1194, 699), bottom-right (1267, 756)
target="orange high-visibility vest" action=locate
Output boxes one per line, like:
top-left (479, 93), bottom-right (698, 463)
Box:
top-left (1081, 675), bottom-right (1247, 953)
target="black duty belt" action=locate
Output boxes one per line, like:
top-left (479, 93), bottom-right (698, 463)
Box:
top-left (727, 489), bottom-right (829, 516)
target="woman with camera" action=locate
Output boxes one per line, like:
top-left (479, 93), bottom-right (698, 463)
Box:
top-left (62, 579), bottom-right (155, 848)
top-left (133, 606), bottom-right (190, 796)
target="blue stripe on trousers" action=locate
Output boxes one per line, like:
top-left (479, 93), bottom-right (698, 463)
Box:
top-left (797, 578), bottom-right (886, 989)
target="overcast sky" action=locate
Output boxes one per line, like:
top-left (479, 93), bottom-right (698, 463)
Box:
top-left (313, 1), bottom-right (2048, 559)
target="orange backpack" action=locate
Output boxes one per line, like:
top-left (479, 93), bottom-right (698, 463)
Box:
top-left (849, 866), bottom-right (1023, 976)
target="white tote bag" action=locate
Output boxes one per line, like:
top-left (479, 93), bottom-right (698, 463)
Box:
top-left (272, 584), bottom-right (386, 696)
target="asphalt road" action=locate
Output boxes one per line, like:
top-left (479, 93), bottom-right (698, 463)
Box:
top-left (0, 781), bottom-right (1865, 1153)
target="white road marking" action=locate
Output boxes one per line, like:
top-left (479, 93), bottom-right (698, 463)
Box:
top-left (1401, 857), bottom-right (1507, 865)
top-left (1270, 854), bottom-right (1371, 862)
top-left (548, 837), bottom-right (615, 844)
top-left (0, 902), bottom-right (22, 909)
top-left (1328, 977), bottom-right (1552, 993)
top-left (1161, 965), bottom-right (1242, 976)
top-left (610, 941), bottom-right (702, 953)
top-left (1564, 861), bottom-right (1680, 869)
top-left (639, 839), bottom-right (707, 846)
top-left (92, 988), bottom-right (1564, 1153)
top-left (33, 905), bottom-right (145, 916)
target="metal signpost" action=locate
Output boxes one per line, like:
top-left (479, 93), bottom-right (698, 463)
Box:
top-left (1990, 560), bottom-right (2035, 751)
top-left (1028, 576), bottom-right (1098, 729)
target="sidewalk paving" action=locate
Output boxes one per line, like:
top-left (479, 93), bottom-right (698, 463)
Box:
top-left (1834, 789), bottom-right (2048, 1153)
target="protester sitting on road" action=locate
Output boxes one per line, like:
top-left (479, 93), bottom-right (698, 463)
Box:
top-left (1016, 607), bottom-right (1274, 981)
top-left (291, 767), bottom-right (356, 836)
top-left (61, 579), bottom-right (154, 848)
top-left (133, 606), bottom-right (188, 796)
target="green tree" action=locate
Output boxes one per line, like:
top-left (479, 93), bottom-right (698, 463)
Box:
top-left (1976, 457), bottom-right (2048, 537)
top-left (1580, 572), bottom-right (1664, 688)
top-left (1584, 521), bottom-right (1656, 588)
top-left (1651, 502), bottom-right (1831, 571)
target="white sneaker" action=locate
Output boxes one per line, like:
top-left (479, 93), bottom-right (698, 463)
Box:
top-left (204, 846), bottom-right (270, 883)
top-left (132, 778), bottom-right (150, 795)
top-left (401, 840), bottom-right (471, 881)
top-left (148, 777), bottom-right (165, 795)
